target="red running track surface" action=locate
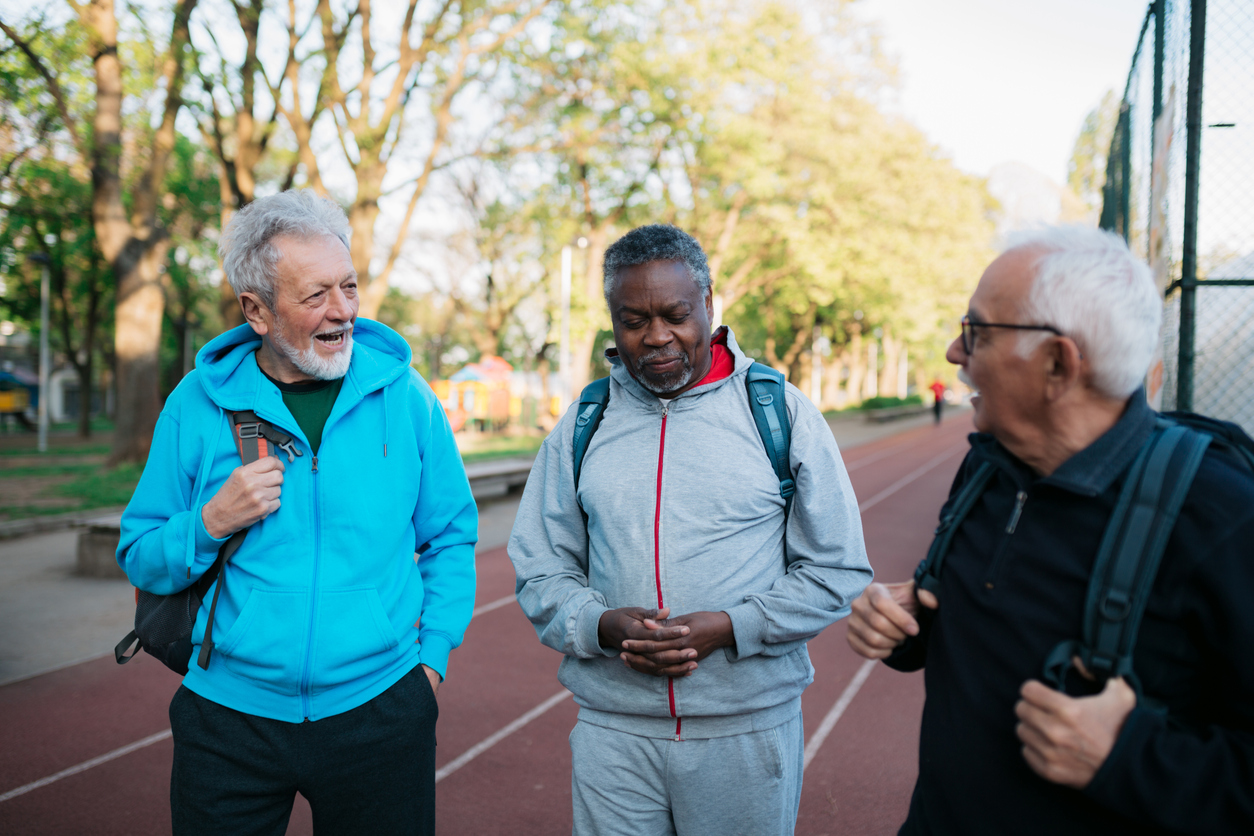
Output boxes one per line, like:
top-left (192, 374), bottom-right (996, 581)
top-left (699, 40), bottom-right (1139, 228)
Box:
top-left (0, 415), bottom-right (972, 835)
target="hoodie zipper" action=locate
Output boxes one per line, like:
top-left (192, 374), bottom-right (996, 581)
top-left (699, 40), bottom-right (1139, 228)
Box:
top-left (301, 453), bottom-right (321, 720)
top-left (653, 405), bottom-right (680, 735)
top-left (984, 489), bottom-right (1027, 590)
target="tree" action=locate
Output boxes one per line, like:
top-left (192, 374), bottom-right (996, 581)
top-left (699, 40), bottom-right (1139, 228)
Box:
top-left (1067, 90), bottom-right (1120, 218)
top-left (0, 13), bottom-right (110, 436)
top-left (279, 0), bottom-right (550, 320)
top-left (78, 0), bottom-right (200, 463)
top-left (190, 0), bottom-right (289, 329)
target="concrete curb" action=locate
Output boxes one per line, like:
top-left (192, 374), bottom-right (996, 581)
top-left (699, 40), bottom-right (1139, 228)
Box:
top-left (0, 457), bottom-right (539, 542)
top-left (0, 507), bottom-right (128, 541)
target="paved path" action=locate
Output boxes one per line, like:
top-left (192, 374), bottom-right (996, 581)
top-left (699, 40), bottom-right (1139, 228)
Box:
top-left (0, 410), bottom-right (972, 835)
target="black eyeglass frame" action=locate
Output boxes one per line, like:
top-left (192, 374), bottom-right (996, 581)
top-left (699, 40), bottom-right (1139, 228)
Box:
top-left (960, 314), bottom-right (1064, 355)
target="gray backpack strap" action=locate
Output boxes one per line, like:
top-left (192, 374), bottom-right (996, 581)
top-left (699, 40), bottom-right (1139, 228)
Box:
top-left (572, 377), bottom-right (611, 491)
top-left (1043, 421), bottom-right (1211, 694)
top-left (745, 363), bottom-right (795, 517)
top-left (913, 461), bottom-right (996, 598)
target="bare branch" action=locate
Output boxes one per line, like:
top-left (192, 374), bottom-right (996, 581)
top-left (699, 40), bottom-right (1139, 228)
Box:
top-left (0, 17), bottom-right (88, 161)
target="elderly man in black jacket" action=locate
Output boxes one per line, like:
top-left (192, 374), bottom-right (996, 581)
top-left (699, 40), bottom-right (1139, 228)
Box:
top-left (847, 226), bottom-right (1254, 836)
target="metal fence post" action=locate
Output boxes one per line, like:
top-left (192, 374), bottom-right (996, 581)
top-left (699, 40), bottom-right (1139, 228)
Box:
top-left (1178, 0), bottom-right (1207, 412)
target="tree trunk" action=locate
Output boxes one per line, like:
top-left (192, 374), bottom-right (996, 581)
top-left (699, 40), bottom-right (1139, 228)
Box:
top-left (112, 240), bottom-right (170, 462)
top-left (844, 324), bottom-right (864, 406)
top-left (351, 163), bottom-right (384, 318)
top-left (879, 325), bottom-right (900, 398)
top-left (76, 359), bottom-right (93, 438)
top-left (82, 0), bottom-right (198, 464)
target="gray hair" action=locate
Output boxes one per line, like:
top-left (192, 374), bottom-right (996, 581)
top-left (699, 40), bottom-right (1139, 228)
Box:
top-left (602, 225), bottom-right (711, 299)
top-left (1007, 226), bottom-right (1162, 399)
top-left (218, 190), bottom-right (352, 309)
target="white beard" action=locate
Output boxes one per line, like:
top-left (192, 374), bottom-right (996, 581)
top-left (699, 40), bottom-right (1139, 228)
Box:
top-left (271, 324), bottom-right (353, 380)
top-left (957, 367), bottom-right (975, 393)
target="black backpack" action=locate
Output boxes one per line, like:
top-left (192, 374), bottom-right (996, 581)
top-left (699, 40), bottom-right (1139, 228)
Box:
top-left (913, 410), bottom-right (1254, 696)
top-left (113, 411), bottom-right (303, 675)
top-left (571, 363), bottom-right (796, 517)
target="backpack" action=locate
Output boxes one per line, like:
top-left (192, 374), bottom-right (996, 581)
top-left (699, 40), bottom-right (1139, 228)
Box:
top-left (913, 410), bottom-right (1254, 696)
top-left (571, 362), bottom-right (796, 517)
top-left (113, 411), bottom-right (302, 675)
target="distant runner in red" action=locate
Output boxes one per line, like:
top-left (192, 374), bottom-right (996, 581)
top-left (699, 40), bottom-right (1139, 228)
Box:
top-left (509, 224), bottom-right (871, 836)
top-left (929, 379), bottom-right (946, 424)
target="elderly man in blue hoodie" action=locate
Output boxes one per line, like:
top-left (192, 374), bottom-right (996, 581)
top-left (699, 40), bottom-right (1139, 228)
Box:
top-left (509, 224), bottom-right (872, 836)
top-left (118, 190), bottom-right (477, 835)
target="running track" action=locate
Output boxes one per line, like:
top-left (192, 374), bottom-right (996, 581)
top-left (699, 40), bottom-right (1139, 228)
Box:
top-left (0, 415), bottom-right (971, 835)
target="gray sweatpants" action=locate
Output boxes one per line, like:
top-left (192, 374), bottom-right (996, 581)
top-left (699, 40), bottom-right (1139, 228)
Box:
top-left (569, 712), bottom-right (805, 836)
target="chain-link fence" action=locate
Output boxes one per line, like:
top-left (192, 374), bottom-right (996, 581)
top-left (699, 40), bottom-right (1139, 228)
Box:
top-left (1101, 0), bottom-right (1254, 431)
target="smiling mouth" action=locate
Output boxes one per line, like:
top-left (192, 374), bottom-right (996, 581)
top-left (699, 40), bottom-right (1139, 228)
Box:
top-left (315, 328), bottom-right (350, 348)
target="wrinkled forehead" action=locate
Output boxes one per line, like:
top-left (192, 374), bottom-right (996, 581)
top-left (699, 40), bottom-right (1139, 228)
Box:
top-left (971, 246), bottom-right (1041, 318)
top-left (611, 259), bottom-right (705, 305)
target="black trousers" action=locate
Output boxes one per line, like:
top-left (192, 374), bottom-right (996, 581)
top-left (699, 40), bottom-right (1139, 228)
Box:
top-left (169, 664), bottom-right (437, 836)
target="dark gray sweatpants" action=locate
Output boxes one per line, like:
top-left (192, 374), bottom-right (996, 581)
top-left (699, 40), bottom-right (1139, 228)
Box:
top-left (569, 711), bottom-right (805, 836)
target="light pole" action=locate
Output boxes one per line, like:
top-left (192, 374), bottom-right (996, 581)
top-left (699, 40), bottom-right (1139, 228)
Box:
top-left (28, 254), bottom-right (51, 453)
top-left (559, 245), bottom-right (572, 413)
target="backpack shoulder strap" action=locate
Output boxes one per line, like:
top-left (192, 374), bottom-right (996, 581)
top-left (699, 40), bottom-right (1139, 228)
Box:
top-left (745, 362), bottom-right (795, 517)
top-left (913, 461), bottom-right (996, 597)
top-left (1042, 421), bottom-right (1211, 694)
top-left (195, 410), bottom-right (277, 671)
top-left (572, 377), bottom-right (611, 491)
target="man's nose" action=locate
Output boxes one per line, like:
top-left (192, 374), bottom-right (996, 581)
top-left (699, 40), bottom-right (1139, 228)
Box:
top-left (643, 318), bottom-right (672, 346)
top-left (326, 285), bottom-right (355, 321)
top-left (944, 334), bottom-right (965, 366)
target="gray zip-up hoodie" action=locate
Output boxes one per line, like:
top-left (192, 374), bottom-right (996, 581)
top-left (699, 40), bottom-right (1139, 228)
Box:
top-left (509, 328), bottom-right (872, 739)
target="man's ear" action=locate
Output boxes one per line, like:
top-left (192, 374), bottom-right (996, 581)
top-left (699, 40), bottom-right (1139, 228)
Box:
top-left (239, 292), bottom-right (271, 336)
top-left (703, 288), bottom-right (714, 323)
top-left (1043, 336), bottom-right (1084, 400)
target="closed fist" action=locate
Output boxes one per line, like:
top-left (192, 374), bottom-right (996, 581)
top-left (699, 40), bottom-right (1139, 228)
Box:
top-left (201, 456), bottom-right (286, 539)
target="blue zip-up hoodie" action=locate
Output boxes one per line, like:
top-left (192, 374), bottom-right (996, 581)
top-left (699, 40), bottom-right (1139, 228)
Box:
top-left (118, 319), bottom-right (477, 723)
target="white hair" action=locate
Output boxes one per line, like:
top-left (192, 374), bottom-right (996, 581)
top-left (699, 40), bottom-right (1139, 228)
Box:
top-left (1006, 226), bottom-right (1162, 399)
top-left (218, 190), bottom-right (352, 309)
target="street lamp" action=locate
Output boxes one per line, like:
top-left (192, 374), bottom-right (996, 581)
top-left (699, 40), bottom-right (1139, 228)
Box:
top-left (557, 237), bottom-right (590, 414)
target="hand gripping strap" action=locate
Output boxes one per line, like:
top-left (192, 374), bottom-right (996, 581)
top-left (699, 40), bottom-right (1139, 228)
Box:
top-left (745, 363), bottom-right (795, 517)
top-left (1043, 422), bottom-right (1211, 694)
top-left (572, 377), bottom-right (611, 491)
top-left (913, 462), bottom-right (996, 598)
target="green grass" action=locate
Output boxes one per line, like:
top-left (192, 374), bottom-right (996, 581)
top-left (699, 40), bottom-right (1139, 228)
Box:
top-left (52, 462), bottom-right (143, 507)
top-left (0, 460), bottom-right (140, 519)
top-left (0, 444), bottom-right (112, 457)
top-left (459, 434), bottom-right (545, 464)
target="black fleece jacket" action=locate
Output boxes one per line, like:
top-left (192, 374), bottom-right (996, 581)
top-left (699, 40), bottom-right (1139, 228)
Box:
top-left (888, 396), bottom-right (1254, 836)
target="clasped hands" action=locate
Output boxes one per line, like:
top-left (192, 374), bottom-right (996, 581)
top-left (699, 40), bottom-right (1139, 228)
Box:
top-left (846, 580), bottom-right (1137, 789)
top-left (598, 607), bottom-right (734, 677)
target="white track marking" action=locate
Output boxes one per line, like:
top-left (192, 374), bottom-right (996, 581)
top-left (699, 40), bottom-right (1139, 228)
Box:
top-left (435, 689), bottom-right (571, 783)
top-left (803, 660), bottom-right (876, 770)
top-left (800, 445), bottom-right (964, 768)
top-left (844, 434), bottom-right (940, 474)
top-left (857, 449), bottom-right (963, 513)
top-left (0, 729), bottom-right (172, 803)
top-left (472, 594), bottom-right (516, 618)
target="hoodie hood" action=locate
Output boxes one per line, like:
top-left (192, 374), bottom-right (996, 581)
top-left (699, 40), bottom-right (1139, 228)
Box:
top-left (195, 318), bottom-right (412, 411)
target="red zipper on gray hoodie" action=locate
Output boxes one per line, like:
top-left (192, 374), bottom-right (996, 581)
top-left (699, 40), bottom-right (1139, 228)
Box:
top-left (654, 404), bottom-right (681, 739)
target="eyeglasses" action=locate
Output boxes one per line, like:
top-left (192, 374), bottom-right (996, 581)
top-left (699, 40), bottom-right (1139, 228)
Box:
top-left (960, 315), bottom-right (1064, 355)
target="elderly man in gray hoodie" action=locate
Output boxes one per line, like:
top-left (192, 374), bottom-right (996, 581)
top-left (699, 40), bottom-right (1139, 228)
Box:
top-left (509, 224), bottom-right (872, 836)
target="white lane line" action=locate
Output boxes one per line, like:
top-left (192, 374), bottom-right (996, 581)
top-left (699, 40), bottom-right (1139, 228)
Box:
top-left (857, 448), bottom-right (962, 513)
top-left (797, 446), bottom-right (963, 771)
top-left (0, 729), bottom-right (172, 804)
top-left (435, 689), bottom-right (571, 783)
top-left (803, 659), bottom-right (876, 770)
top-left (844, 432), bottom-right (943, 474)
top-left (472, 594), bottom-right (516, 618)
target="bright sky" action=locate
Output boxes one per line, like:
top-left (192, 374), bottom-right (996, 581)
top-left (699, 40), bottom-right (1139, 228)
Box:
top-left (856, 0), bottom-right (1151, 185)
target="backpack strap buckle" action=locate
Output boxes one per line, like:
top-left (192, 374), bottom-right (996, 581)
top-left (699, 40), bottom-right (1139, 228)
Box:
top-left (237, 422), bottom-right (261, 440)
